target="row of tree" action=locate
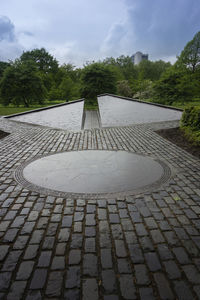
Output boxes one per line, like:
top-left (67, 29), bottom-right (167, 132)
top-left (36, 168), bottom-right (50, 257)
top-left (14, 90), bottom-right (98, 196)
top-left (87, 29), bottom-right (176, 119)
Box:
top-left (0, 31), bottom-right (199, 107)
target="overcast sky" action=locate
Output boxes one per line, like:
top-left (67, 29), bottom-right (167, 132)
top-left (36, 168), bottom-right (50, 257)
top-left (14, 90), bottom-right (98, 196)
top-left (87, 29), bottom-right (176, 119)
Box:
top-left (0, 0), bottom-right (199, 67)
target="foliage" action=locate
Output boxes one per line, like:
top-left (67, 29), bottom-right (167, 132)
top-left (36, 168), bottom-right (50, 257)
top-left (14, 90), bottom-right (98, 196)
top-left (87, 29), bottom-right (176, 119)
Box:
top-left (81, 63), bottom-right (116, 103)
top-left (0, 60), bottom-right (46, 107)
top-left (136, 60), bottom-right (171, 81)
top-left (117, 80), bottom-right (132, 98)
top-left (180, 106), bottom-right (200, 145)
top-left (20, 48), bottom-right (58, 74)
top-left (133, 79), bottom-right (153, 100)
top-left (176, 31), bottom-right (200, 72)
top-left (153, 67), bottom-right (199, 105)
top-left (0, 61), bottom-right (10, 79)
top-left (181, 106), bottom-right (200, 130)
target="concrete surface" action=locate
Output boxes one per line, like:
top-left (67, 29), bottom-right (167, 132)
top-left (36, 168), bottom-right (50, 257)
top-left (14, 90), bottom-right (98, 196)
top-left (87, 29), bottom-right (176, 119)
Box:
top-left (98, 95), bottom-right (182, 127)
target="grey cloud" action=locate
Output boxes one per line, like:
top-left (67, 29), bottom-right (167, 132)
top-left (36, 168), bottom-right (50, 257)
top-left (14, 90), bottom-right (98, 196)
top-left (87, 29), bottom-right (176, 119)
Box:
top-left (0, 16), bottom-right (16, 42)
top-left (0, 16), bottom-right (24, 61)
top-left (125, 0), bottom-right (200, 58)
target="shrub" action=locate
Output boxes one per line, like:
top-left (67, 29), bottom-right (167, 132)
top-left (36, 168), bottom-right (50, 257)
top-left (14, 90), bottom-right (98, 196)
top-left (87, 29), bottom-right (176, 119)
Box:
top-left (181, 106), bottom-right (200, 145)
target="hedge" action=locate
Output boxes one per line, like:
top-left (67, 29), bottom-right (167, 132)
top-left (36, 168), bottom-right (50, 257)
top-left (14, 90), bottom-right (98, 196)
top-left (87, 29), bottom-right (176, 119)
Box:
top-left (180, 106), bottom-right (200, 145)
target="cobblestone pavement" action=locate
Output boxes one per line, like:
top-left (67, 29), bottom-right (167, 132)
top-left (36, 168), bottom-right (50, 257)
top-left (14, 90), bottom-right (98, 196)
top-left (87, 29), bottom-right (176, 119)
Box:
top-left (0, 117), bottom-right (200, 300)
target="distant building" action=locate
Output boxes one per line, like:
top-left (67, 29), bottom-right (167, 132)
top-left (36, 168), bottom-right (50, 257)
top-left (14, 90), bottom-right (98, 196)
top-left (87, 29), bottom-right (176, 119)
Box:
top-left (131, 51), bottom-right (148, 65)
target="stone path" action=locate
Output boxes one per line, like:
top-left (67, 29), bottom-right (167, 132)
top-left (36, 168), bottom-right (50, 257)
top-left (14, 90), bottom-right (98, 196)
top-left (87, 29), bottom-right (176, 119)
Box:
top-left (83, 110), bottom-right (100, 129)
top-left (0, 117), bottom-right (200, 300)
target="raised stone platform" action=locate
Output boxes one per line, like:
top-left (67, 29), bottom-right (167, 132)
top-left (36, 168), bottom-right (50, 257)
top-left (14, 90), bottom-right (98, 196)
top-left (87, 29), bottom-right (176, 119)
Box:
top-left (15, 150), bottom-right (171, 197)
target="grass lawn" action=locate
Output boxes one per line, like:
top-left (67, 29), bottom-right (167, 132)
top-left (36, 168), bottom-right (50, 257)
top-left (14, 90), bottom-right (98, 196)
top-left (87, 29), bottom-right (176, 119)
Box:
top-left (0, 101), bottom-right (65, 116)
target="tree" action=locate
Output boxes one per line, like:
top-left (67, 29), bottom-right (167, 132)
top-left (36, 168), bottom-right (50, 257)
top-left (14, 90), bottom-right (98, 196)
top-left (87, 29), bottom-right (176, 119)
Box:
top-left (81, 63), bottom-right (116, 102)
top-left (117, 80), bottom-right (132, 98)
top-left (176, 31), bottom-right (200, 72)
top-left (153, 67), bottom-right (198, 105)
top-left (20, 48), bottom-right (58, 74)
top-left (0, 61), bottom-right (10, 79)
top-left (0, 60), bottom-right (46, 107)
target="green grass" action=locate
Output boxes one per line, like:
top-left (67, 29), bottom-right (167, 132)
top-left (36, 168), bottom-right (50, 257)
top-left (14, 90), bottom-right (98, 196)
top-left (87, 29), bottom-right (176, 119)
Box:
top-left (0, 101), bottom-right (65, 116)
top-left (84, 99), bottom-right (99, 110)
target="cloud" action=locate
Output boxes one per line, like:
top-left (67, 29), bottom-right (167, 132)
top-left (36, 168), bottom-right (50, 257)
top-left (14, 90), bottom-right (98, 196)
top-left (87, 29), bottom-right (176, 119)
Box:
top-left (101, 0), bottom-right (200, 63)
top-left (0, 15), bottom-right (15, 42)
top-left (0, 0), bottom-right (200, 65)
top-left (124, 0), bottom-right (200, 60)
top-left (0, 15), bottom-right (24, 61)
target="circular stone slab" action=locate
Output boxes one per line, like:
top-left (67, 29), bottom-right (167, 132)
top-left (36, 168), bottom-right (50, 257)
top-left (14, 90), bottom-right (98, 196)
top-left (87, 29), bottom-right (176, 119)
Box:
top-left (15, 150), bottom-right (171, 197)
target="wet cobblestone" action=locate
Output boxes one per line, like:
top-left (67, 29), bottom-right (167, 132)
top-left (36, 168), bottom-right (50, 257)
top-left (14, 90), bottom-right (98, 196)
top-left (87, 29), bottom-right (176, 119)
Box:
top-left (0, 117), bottom-right (200, 299)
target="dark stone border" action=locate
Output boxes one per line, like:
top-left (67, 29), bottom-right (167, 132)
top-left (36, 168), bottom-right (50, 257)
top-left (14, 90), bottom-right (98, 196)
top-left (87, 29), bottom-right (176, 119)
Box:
top-left (14, 149), bottom-right (173, 200)
top-left (98, 93), bottom-right (183, 112)
top-left (4, 98), bottom-right (85, 118)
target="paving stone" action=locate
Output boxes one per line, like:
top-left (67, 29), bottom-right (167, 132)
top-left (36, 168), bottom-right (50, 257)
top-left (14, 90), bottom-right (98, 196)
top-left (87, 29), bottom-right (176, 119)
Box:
top-left (193, 286), bottom-right (200, 299)
top-left (98, 208), bottom-right (107, 220)
top-left (74, 221), bottom-right (82, 232)
top-left (164, 231), bottom-right (180, 246)
top-left (26, 290), bottom-right (42, 300)
top-left (0, 245), bottom-right (9, 261)
top-left (86, 214), bottom-right (96, 226)
top-left (139, 236), bottom-right (154, 252)
top-left (21, 222), bottom-right (35, 235)
top-left (51, 256), bottom-right (65, 270)
top-left (83, 254), bottom-right (98, 276)
top-left (172, 247), bottom-right (190, 264)
top-left (104, 296), bottom-right (119, 300)
top-left (42, 236), bottom-right (55, 249)
top-left (83, 278), bottom-right (98, 300)
top-left (134, 264), bottom-right (150, 285)
top-left (58, 228), bottom-right (70, 242)
top-left (68, 249), bottom-right (81, 265)
top-left (154, 272), bottom-right (174, 299)
top-left (2, 250), bottom-right (22, 271)
top-left (115, 240), bottom-right (127, 257)
top-left (0, 221), bottom-right (10, 232)
top-left (85, 237), bottom-right (95, 252)
top-left (64, 289), bottom-right (80, 300)
top-left (102, 270), bottom-right (117, 293)
top-left (163, 260), bottom-right (181, 279)
top-left (13, 235), bottom-right (29, 249)
top-left (24, 245), bottom-right (39, 260)
top-left (7, 281), bottom-right (26, 300)
top-left (85, 226), bottom-right (96, 237)
top-left (0, 272), bottom-right (12, 291)
top-left (30, 230), bottom-right (44, 244)
top-left (117, 258), bottom-right (132, 273)
top-left (119, 275), bottom-right (137, 299)
top-left (30, 269), bottom-right (47, 289)
top-left (62, 216), bottom-right (73, 227)
top-left (46, 223), bottom-right (58, 236)
top-left (56, 243), bottom-right (67, 255)
top-left (139, 287), bottom-right (155, 300)
top-left (182, 265), bottom-right (200, 284)
top-left (135, 223), bottom-right (148, 236)
top-left (111, 224), bottom-right (123, 239)
top-left (101, 248), bottom-right (113, 269)
top-left (37, 251), bottom-right (52, 267)
top-left (65, 266), bottom-right (80, 288)
top-left (36, 217), bottom-right (48, 229)
top-left (16, 261), bottom-right (34, 280)
top-left (3, 228), bottom-right (18, 242)
top-left (71, 234), bottom-right (83, 248)
top-left (145, 252), bottom-right (161, 272)
top-left (157, 244), bottom-right (173, 260)
top-left (150, 229), bottom-right (165, 243)
top-left (173, 280), bottom-right (194, 300)
top-left (46, 271), bottom-right (63, 297)
top-left (129, 244), bottom-right (144, 264)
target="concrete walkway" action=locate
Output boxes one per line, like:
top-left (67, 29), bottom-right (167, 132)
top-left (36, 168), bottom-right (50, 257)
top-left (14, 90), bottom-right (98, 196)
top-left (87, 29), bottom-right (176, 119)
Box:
top-left (83, 110), bottom-right (101, 129)
top-left (0, 117), bottom-right (200, 300)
